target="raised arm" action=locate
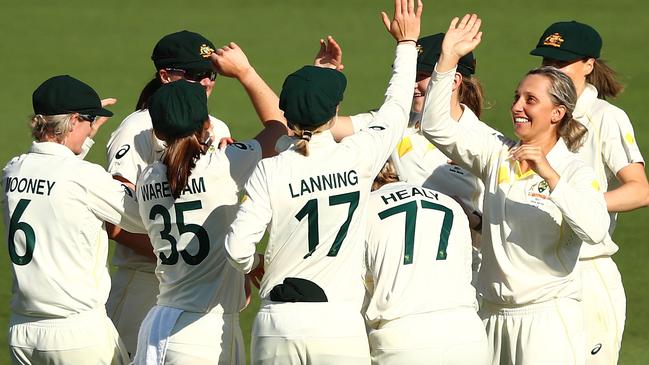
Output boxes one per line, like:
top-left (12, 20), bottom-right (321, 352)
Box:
top-left (211, 42), bottom-right (289, 158)
top-left (419, 15), bottom-right (500, 177)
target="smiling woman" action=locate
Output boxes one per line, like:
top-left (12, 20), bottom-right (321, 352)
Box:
top-left (420, 14), bottom-right (611, 365)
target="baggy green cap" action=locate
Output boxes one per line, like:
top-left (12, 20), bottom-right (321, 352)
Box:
top-left (152, 30), bottom-right (216, 71)
top-left (416, 33), bottom-right (476, 76)
top-left (148, 80), bottom-right (208, 139)
top-left (279, 66), bottom-right (347, 128)
top-left (32, 75), bottom-right (113, 117)
top-left (530, 21), bottom-right (602, 61)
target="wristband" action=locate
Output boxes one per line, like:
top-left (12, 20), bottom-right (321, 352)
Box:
top-left (397, 39), bottom-right (417, 44)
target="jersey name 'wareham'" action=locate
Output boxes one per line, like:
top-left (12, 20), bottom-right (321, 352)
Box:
top-left (4, 176), bottom-right (56, 196)
top-left (288, 169), bottom-right (358, 198)
top-left (139, 176), bottom-right (206, 201)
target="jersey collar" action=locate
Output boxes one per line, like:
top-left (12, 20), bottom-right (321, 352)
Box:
top-left (29, 141), bottom-right (76, 157)
top-left (573, 83), bottom-right (598, 121)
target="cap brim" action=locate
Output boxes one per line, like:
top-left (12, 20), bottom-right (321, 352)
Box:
top-left (76, 107), bottom-right (113, 117)
top-left (416, 63), bottom-right (435, 74)
top-left (530, 47), bottom-right (583, 62)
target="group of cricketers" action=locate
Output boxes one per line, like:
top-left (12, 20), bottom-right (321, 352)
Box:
top-left (3, 0), bottom-right (648, 364)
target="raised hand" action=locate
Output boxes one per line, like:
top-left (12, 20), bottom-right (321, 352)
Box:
top-left (89, 98), bottom-right (117, 139)
top-left (381, 0), bottom-right (423, 42)
top-left (437, 14), bottom-right (482, 73)
top-left (313, 35), bottom-right (344, 71)
top-left (210, 42), bottom-right (253, 80)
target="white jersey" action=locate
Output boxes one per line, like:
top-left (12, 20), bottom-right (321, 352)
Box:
top-left (421, 67), bottom-right (610, 305)
top-left (351, 107), bottom-right (497, 217)
top-left (573, 84), bottom-right (645, 258)
top-left (364, 182), bottom-right (476, 326)
top-left (2, 142), bottom-right (144, 318)
top-left (136, 140), bottom-right (261, 314)
top-left (106, 109), bottom-right (230, 271)
top-left (225, 44), bottom-right (417, 306)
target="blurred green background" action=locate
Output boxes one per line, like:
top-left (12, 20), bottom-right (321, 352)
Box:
top-left (1, 0), bottom-right (647, 363)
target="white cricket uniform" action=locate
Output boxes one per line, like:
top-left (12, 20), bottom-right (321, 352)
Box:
top-left (352, 107), bottom-right (497, 290)
top-left (225, 43), bottom-right (417, 365)
top-left (421, 67), bottom-right (610, 365)
top-left (2, 141), bottom-right (145, 365)
top-left (105, 109), bottom-right (230, 355)
top-left (364, 182), bottom-right (489, 365)
top-left (572, 83), bottom-right (645, 364)
top-left (132, 139), bottom-right (261, 365)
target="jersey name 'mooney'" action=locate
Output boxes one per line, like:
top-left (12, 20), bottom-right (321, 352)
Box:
top-left (380, 186), bottom-right (440, 205)
top-left (140, 176), bottom-right (206, 202)
top-left (288, 169), bottom-right (358, 198)
top-left (4, 176), bottom-right (56, 196)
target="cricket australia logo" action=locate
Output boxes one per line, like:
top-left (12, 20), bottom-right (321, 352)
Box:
top-left (537, 180), bottom-right (549, 193)
top-left (543, 33), bottom-right (565, 48)
top-left (416, 44), bottom-right (423, 55)
top-left (199, 44), bottom-right (215, 58)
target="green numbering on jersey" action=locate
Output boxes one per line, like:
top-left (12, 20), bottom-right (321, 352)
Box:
top-left (8, 199), bottom-right (36, 266)
top-left (295, 191), bottom-right (360, 259)
top-left (149, 200), bottom-right (210, 266)
top-left (378, 200), bottom-right (453, 265)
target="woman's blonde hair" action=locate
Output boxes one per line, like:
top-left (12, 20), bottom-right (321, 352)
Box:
top-left (527, 66), bottom-right (587, 152)
top-left (458, 76), bottom-right (485, 119)
top-left (372, 160), bottom-right (400, 191)
top-left (290, 119), bottom-right (335, 157)
top-left (29, 113), bottom-right (74, 143)
top-left (587, 59), bottom-right (624, 99)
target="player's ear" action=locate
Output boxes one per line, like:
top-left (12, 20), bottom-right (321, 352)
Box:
top-left (159, 69), bottom-right (173, 83)
top-left (451, 73), bottom-right (463, 92)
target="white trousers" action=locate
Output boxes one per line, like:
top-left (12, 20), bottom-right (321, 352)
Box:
top-left (579, 256), bottom-right (626, 365)
top-left (252, 301), bottom-right (370, 365)
top-left (106, 267), bottom-right (159, 357)
top-left (9, 308), bottom-right (129, 365)
top-left (134, 305), bottom-right (245, 365)
top-left (368, 307), bottom-right (489, 365)
top-left (480, 298), bottom-right (585, 365)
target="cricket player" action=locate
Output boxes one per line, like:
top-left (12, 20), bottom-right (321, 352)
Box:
top-left (224, 1), bottom-right (422, 363)
top-left (3, 75), bottom-right (145, 364)
top-left (104, 30), bottom-right (231, 356)
top-left (364, 162), bottom-right (489, 364)
top-left (531, 21), bottom-right (649, 364)
top-left (420, 15), bottom-right (610, 364)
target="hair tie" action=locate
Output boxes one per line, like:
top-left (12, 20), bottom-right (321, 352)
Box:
top-left (301, 130), bottom-right (313, 142)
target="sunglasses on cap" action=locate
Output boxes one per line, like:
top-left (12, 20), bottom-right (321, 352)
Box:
top-left (165, 68), bottom-right (217, 82)
top-left (77, 113), bottom-right (97, 124)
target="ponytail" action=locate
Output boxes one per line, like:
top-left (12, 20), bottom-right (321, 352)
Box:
top-left (29, 113), bottom-right (74, 142)
top-left (135, 74), bottom-right (163, 111)
top-left (162, 133), bottom-right (203, 199)
top-left (587, 59), bottom-right (624, 99)
top-left (289, 119), bottom-right (334, 157)
top-left (558, 118), bottom-right (587, 152)
top-left (458, 76), bottom-right (484, 119)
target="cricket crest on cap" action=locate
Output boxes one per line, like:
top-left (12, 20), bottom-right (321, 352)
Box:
top-left (543, 33), bottom-right (565, 48)
top-left (416, 44), bottom-right (424, 55)
top-left (199, 44), bottom-right (214, 58)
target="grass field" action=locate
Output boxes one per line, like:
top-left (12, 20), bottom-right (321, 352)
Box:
top-left (1, 0), bottom-right (648, 363)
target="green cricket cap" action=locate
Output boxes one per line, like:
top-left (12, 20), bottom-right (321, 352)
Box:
top-left (416, 33), bottom-right (476, 76)
top-left (32, 75), bottom-right (113, 117)
top-left (148, 80), bottom-right (208, 139)
top-left (279, 66), bottom-right (347, 128)
top-left (152, 30), bottom-right (216, 71)
top-left (530, 21), bottom-right (602, 61)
